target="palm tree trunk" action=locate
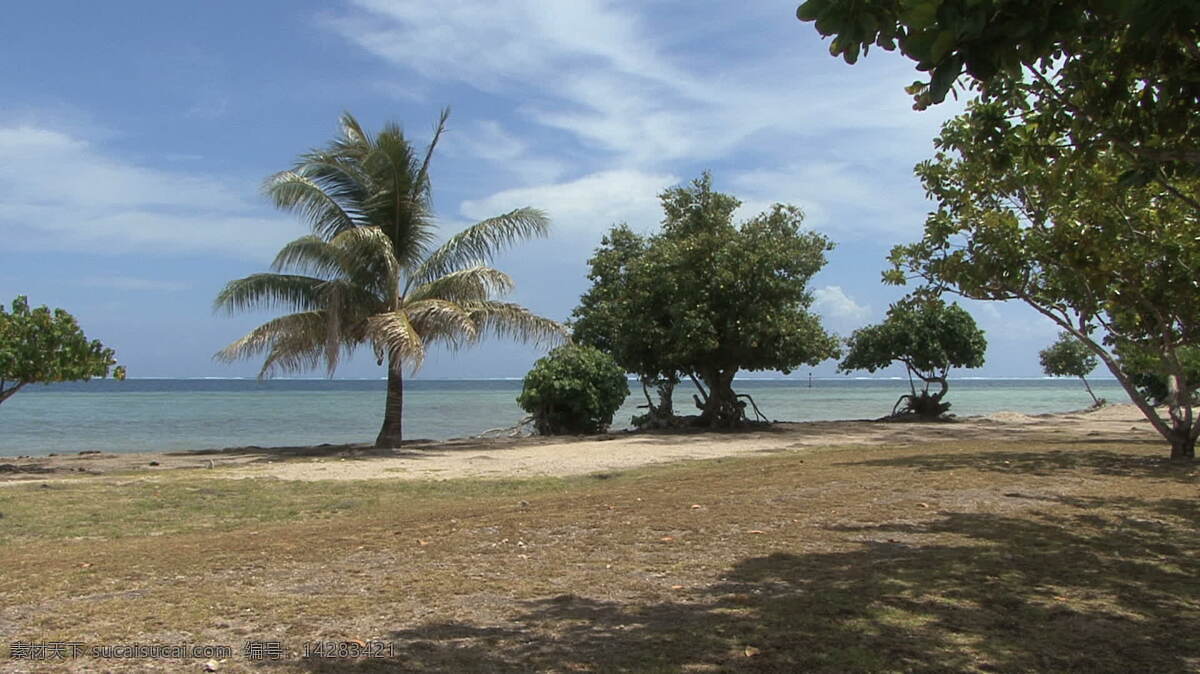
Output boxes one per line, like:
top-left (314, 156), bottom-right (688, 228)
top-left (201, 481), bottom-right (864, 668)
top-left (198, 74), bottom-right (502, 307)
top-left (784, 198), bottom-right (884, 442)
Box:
top-left (375, 359), bottom-right (404, 448)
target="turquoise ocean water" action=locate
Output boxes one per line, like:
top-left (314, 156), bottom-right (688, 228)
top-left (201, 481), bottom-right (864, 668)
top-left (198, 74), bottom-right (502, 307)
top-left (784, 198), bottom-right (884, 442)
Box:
top-left (0, 378), bottom-right (1129, 456)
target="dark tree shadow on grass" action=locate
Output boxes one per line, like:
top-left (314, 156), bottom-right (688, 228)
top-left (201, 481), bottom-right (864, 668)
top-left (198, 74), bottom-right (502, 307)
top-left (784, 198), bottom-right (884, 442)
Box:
top-left (267, 495), bottom-right (1200, 673)
top-left (839, 447), bottom-right (1198, 483)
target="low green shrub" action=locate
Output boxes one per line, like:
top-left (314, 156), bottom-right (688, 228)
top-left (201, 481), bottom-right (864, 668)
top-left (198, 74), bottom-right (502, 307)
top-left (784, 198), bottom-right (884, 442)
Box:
top-left (517, 345), bottom-right (629, 435)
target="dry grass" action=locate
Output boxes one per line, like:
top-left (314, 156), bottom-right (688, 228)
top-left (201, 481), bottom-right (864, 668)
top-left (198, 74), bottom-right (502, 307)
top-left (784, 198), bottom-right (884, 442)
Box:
top-left (1, 438), bottom-right (1197, 672)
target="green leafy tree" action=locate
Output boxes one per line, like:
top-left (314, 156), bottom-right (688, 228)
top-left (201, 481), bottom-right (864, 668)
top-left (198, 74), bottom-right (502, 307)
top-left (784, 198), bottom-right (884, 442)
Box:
top-left (572, 225), bottom-right (678, 426)
top-left (795, 0), bottom-right (1200, 196)
top-left (797, 2), bottom-right (1200, 459)
top-left (797, 1), bottom-right (1200, 458)
top-left (574, 173), bottom-right (840, 427)
top-left (517, 344), bottom-right (630, 435)
top-left (215, 111), bottom-right (566, 448)
top-left (1040, 332), bottom-right (1102, 407)
top-left (0, 296), bottom-right (125, 405)
top-left (887, 105), bottom-right (1200, 459)
top-left (839, 296), bottom-right (985, 419)
top-left (1119, 346), bottom-right (1200, 409)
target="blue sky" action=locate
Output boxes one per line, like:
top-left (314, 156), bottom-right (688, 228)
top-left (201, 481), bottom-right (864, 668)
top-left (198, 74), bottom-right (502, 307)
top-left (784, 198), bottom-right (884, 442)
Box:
top-left (1, 1), bottom-right (1062, 380)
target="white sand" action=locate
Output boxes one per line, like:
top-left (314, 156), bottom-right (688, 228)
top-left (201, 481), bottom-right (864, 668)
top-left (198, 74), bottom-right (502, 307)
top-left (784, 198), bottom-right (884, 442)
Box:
top-left (227, 404), bottom-right (1155, 482)
top-left (0, 404), bottom-right (1158, 486)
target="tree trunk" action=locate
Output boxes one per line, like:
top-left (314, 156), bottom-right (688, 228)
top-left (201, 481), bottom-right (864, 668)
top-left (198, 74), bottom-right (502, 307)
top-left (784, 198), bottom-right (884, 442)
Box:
top-left (901, 375), bottom-right (951, 419)
top-left (640, 377), bottom-right (676, 420)
top-left (656, 379), bottom-right (675, 418)
top-left (1167, 376), bottom-right (1197, 461)
top-left (1166, 373), bottom-right (1196, 462)
top-left (1013, 297), bottom-right (1195, 461)
top-left (635, 377), bottom-right (678, 430)
top-left (698, 369), bottom-right (743, 427)
top-left (0, 381), bottom-right (27, 405)
top-left (1079, 375), bottom-right (1100, 406)
top-left (1169, 433), bottom-right (1196, 461)
top-left (933, 375), bottom-right (948, 402)
top-left (375, 359), bottom-right (404, 448)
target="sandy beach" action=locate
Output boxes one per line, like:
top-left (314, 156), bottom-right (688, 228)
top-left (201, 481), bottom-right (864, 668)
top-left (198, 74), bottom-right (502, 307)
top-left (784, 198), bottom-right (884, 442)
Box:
top-left (3, 403), bottom-right (1194, 673)
top-left (0, 404), bottom-right (1159, 484)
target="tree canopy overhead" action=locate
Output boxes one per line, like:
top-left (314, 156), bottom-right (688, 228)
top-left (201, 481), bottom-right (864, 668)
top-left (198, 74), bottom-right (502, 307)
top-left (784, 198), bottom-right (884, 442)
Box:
top-left (797, 1), bottom-right (1200, 459)
top-left (888, 102), bottom-right (1200, 459)
top-left (573, 173), bottom-right (840, 427)
top-left (796, 0), bottom-right (1200, 199)
top-left (215, 111), bottom-right (565, 448)
top-left (0, 296), bottom-right (125, 405)
top-left (1122, 347), bottom-right (1200, 410)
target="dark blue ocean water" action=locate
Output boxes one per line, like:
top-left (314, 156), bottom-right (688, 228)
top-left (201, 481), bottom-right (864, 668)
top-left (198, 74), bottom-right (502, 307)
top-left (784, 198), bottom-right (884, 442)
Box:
top-left (0, 378), bottom-right (1127, 456)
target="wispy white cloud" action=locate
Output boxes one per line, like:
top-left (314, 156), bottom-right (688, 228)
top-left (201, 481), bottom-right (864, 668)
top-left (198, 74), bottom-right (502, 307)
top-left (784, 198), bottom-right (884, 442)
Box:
top-left (812, 285), bottom-right (872, 335)
top-left (327, 0), bottom-right (675, 92)
top-left (325, 0), bottom-right (961, 241)
top-left (459, 169), bottom-right (677, 239)
top-left (965, 300), bottom-right (1061, 343)
top-left (442, 119), bottom-right (567, 185)
top-left (0, 124), bottom-right (300, 260)
top-left (325, 0), bottom-right (706, 166)
top-left (730, 162), bottom-right (932, 239)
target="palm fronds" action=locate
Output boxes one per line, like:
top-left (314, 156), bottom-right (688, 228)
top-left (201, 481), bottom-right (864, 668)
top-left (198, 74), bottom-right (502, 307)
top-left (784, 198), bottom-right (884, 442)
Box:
top-left (411, 207), bottom-right (550, 288)
top-left (466, 301), bottom-right (569, 349)
top-left (337, 111), bottom-right (372, 151)
top-left (409, 265), bottom-right (515, 304)
top-left (270, 236), bottom-right (344, 278)
top-left (264, 169), bottom-right (363, 240)
top-left (213, 274), bottom-right (326, 315)
top-left (367, 310), bottom-right (426, 372)
top-left (404, 298), bottom-right (479, 350)
top-left (327, 227), bottom-right (401, 302)
top-left (214, 311), bottom-right (328, 375)
top-left (414, 108), bottom-right (450, 205)
top-left (217, 110), bottom-right (559, 384)
top-left (365, 124), bottom-right (438, 268)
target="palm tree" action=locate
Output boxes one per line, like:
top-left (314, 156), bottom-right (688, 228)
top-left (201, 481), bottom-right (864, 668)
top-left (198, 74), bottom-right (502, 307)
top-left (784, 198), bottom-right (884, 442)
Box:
top-left (214, 110), bottom-right (566, 447)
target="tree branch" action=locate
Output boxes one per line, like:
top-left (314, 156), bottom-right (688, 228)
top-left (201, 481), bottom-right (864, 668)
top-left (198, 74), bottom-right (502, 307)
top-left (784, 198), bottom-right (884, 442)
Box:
top-left (1013, 288), bottom-right (1175, 440)
top-left (0, 380), bottom-right (27, 405)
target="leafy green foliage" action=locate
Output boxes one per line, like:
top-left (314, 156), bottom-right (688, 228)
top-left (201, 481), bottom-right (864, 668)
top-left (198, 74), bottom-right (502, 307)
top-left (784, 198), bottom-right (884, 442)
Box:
top-left (800, 0), bottom-right (1200, 452)
top-left (797, 0), bottom-right (1194, 97)
top-left (839, 296), bottom-right (985, 418)
top-left (796, 1), bottom-right (1200, 206)
top-left (572, 173), bottom-right (840, 427)
top-left (517, 345), bottom-right (630, 435)
top-left (795, 0), bottom-right (1198, 136)
top-left (572, 225), bottom-right (665, 381)
top-left (1119, 346), bottom-right (1200, 408)
top-left (1040, 333), bottom-right (1099, 380)
top-left (840, 297), bottom-right (986, 375)
top-left (215, 111), bottom-right (566, 447)
top-left (572, 225), bottom-right (679, 427)
top-left (0, 296), bottom-right (125, 405)
top-left (1040, 332), bottom-right (1103, 406)
top-left (888, 98), bottom-right (1200, 458)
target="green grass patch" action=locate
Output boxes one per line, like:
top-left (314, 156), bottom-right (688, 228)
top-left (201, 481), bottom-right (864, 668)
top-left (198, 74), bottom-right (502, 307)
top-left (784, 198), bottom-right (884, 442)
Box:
top-left (2, 440), bottom-right (1198, 673)
top-left (0, 473), bottom-right (584, 545)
